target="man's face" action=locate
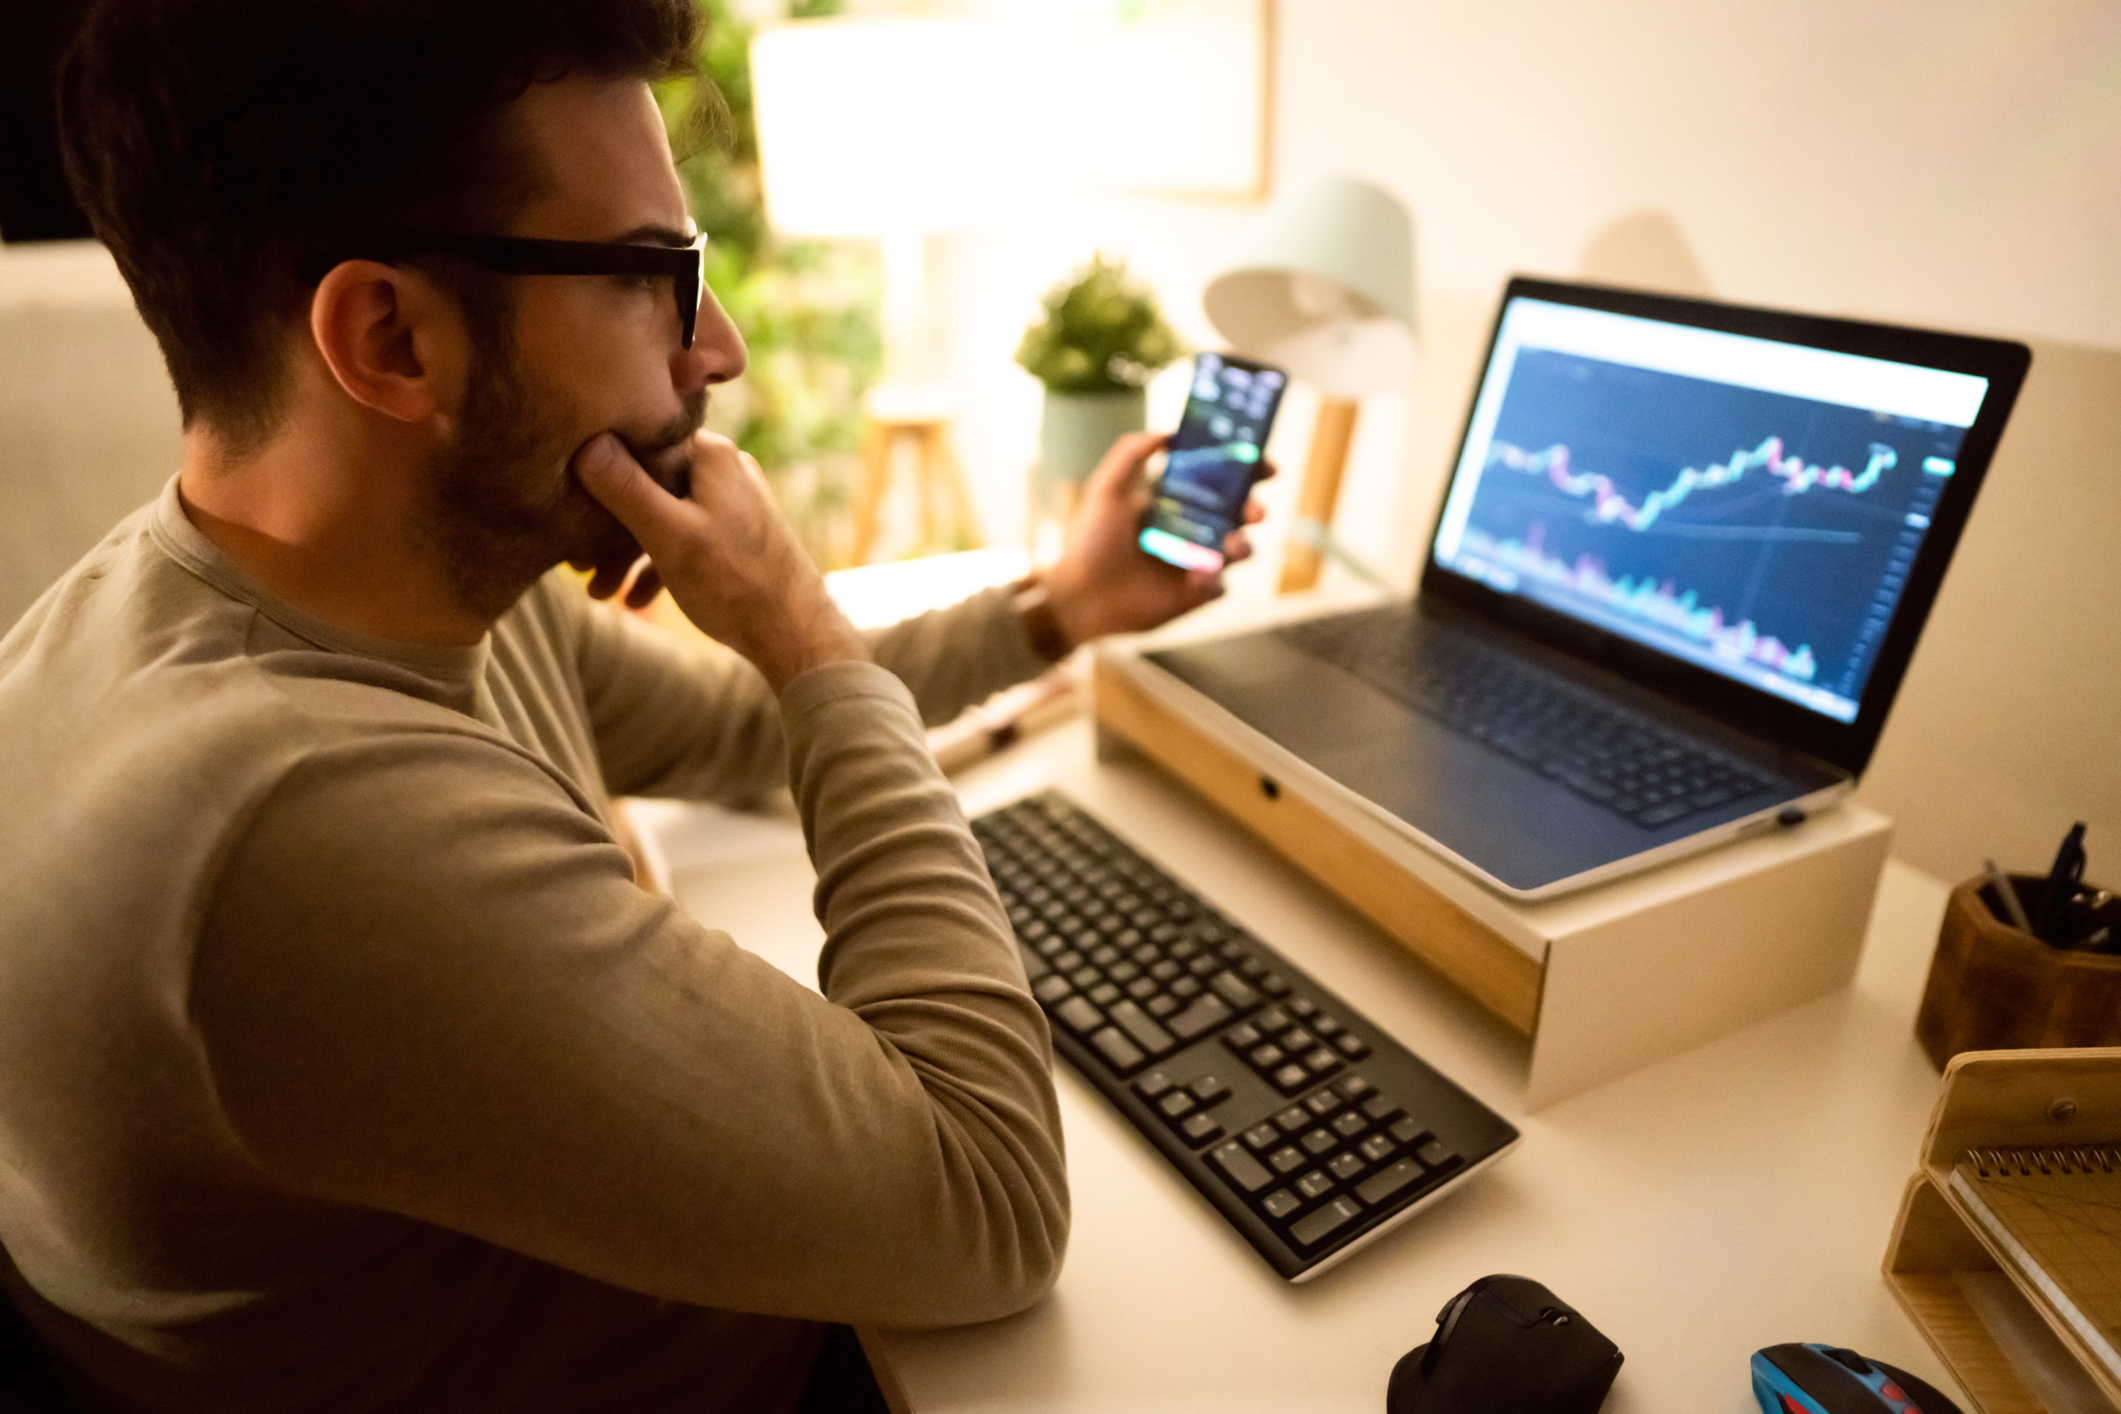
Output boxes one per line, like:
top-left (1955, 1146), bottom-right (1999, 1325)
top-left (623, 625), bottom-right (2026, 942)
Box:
top-left (421, 77), bottom-right (746, 619)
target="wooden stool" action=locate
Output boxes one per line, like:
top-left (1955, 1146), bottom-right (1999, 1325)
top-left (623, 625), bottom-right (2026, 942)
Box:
top-left (852, 410), bottom-right (980, 564)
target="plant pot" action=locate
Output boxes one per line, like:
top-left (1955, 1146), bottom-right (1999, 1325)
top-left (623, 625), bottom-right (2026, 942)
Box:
top-left (1037, 388), bottom-right (1147, 492)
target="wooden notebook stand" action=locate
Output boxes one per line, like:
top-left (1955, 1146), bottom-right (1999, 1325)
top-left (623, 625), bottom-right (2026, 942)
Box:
top-left (1091, 603), bottom-right (1891, 1109)
top-left (1884, 1047), bottom-right (2121, 1414)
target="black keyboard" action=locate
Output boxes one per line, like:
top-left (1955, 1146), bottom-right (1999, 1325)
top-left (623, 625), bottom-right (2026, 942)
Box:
top-left (972, 791), bottom-right (1519, 1281)
top-left (1278, 606), bottom-right (1773, 829)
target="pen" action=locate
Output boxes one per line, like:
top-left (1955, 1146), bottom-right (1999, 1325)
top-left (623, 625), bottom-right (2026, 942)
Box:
top-left (2040, 822), bottom-right (2088, 943)
top-left (1983, 857), bottom-right (2036, 936)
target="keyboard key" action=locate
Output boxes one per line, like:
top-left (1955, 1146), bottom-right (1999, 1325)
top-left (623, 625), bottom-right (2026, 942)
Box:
top-left (1271, 1063), bottom-right (1311, 1094)
top-left (1133, 1070), bottom-right (1175, 1100)
top-left (1273, 1106), bottom-right (1308, 1133)
top-left (1268, 1145), bottom-right (1306, 1175)
top-left (1304, 1090), bottom-right (1343, 1118)
top-left (1361, 1094), bottom-right (1400, 1121)
top-left (1291, 1197), bottom-right (1363, 1247)
top-left (1358, 1134), bottom-right (1397, 1164)
top-left (1242, 1123), bottom-right (1279, 1151)
top-left (1337, 1074), bottom-right (1373, 1101)
top-left (1167, 994), bottom-right (1232, 1041)
top-left (1331, 1112), bottom-right (1369, 1141)
top-left (1356, 1158), bottom-right (1423, 1205)
top-left (1109, 1001), bottom-right (1176, 1056)
top-left (1087, 982), bottom-right (1122, 1007)
top-left (1054, 996), bottom-right (1103, 1035)
top-left (1146, 995), bottom-right (1180, 1019)
top-left (1032, 974), bottom-right (1074, 1005)
top-left (1295, 1170), bottom-right (1336, 1200)
top-left (1389, 1117), bottom-right (1424, 1145)
top-left (1188, 1075), bottom-right (1232, 1105)
top-left (1327, 1153), bottom-right (1366, 1182)
top-left (1255, 1005), bottom-right (1292, 1033)
top-left (1179, 1113), bottom-right (1224, 1146)
top-left (1211, 971), bottom-right (1261, 1011)
top-left (1300, 1128), bottom-right (1337, 1156)
top-left (1288, 998), bottom-right (1318, 1020)
top-left (1223, 1022), bottom-right (1263, 1053)
top-left (1416, 1138), bottom-right (1461, 1171)
top-left (1250, 1043), bottom-right (1287, 1071)
top-left (1157, 1091), bottom-right (1196, 1120)
top-left (1090, 1027), bottom-right (1146, 1073)
top-left (1261, 1189), bottom-right (1302, 1221)
top-left (1210, 1141), bottom-right (1274, 1194)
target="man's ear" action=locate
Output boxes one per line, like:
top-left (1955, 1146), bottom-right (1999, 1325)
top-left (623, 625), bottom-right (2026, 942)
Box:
top-left (308, 260), bottom-right (468, 424)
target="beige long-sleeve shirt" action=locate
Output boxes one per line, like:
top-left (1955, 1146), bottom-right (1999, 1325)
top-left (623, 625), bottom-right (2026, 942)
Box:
top-left (0, 480), bottom-right (1067, 1413)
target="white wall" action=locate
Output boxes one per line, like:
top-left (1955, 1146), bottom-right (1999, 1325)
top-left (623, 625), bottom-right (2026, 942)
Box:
top-left (0, 242), bottom-right (183, 629)
top-left (935, 0), bottom-right (2121, 885)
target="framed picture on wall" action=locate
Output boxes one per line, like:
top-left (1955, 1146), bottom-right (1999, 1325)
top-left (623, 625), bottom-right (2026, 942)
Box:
top-left (1082, 0), bottom-right (1272, 200)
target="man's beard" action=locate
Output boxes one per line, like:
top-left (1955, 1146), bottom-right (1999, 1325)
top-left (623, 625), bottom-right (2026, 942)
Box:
top-left (419, 342), bottom-right (705, 623)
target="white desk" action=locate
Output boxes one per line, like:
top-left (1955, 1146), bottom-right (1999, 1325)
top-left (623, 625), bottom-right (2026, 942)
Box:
top-left (638, 717), bottom-right (1960, 1414)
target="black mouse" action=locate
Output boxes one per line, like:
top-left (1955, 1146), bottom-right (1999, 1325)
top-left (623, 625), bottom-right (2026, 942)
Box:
top-left (1387, 1274), bottom-right (1623, 1414)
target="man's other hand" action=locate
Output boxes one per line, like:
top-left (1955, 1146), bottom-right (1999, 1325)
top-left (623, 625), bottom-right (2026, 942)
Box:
top-left (573, 431), bottom-right (870, 693)
top-left (1041, 430), bottom-right (1270, 647)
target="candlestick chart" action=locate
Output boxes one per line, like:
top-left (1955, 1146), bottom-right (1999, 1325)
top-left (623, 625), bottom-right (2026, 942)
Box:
top-left (1439, 348), bottom-right (1971, 718)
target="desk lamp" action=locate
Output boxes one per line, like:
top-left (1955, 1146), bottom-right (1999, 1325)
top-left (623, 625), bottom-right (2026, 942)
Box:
top-left (750, 16), bottom-right (1025, 559)
top-left (1202, 175), bottom-right (1418, 592)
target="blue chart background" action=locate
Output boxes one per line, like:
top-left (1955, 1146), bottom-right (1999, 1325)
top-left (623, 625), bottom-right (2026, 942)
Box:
top-left (1459, 349), bottom-right (1971, 697)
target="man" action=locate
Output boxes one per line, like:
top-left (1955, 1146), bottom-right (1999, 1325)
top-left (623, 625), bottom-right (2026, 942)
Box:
top-left (0, 1), bottom-right (1259, 1410)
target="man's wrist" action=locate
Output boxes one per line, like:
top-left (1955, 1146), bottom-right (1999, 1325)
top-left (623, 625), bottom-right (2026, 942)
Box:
top-left (1011, 574), bottom-right (1075, 663)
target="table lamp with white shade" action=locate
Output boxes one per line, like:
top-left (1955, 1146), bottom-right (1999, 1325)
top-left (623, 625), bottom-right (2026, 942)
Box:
top-left (1202, 175), bottom-right (1419, 592)
top-left (750, 16), bottom-right (1026, 558)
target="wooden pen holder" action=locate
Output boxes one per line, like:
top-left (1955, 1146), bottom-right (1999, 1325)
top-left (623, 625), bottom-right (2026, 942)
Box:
top-left (1915, 875), bottom-right (2121, 1069)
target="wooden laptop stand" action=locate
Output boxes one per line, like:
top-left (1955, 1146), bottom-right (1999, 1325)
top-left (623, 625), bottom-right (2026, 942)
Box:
top-left (1091, 606), bottom-right (1891, 1109)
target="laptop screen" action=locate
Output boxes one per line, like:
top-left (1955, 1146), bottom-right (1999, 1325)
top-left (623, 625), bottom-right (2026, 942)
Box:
top-left (1430, 292), bottom-right (1998, 726)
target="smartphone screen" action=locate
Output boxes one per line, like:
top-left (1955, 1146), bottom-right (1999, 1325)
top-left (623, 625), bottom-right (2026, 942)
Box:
top-left (1139, 352), bottom-right (1287, 572)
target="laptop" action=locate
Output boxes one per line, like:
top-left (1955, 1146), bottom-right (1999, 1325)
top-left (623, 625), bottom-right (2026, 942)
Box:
top-left (1145, 277), bottom-right (2030, 898)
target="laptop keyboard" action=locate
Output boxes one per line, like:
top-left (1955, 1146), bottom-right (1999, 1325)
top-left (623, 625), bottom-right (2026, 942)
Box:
top-left (973, 791), bottom-right (1518, 1281)
top-left (1278, 607), bottom-right (1774, 829)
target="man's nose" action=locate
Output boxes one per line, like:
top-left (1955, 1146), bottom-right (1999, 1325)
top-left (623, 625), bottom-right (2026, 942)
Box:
top-left (676, 284), bottom-right (746, 392)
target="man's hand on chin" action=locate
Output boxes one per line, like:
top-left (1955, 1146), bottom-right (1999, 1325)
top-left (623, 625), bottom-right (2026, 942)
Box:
top-left (1040, 430), bottom-right (1271, 648)
top-left (571, 430), bottom-right (870, 693)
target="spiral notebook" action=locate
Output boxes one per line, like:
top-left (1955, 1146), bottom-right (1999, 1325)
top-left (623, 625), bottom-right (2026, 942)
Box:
top-left (1949, 1147), bottom-right (2121, 1386)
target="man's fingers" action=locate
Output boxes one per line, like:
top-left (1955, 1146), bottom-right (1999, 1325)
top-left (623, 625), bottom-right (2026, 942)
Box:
top-left (1084, 430), bottom-right (1168, 503)
top-left (622, 562), bottom-right (663, 610)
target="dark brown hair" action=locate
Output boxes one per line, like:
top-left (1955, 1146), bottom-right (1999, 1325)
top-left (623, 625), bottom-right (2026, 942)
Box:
top-left (57, 0), bottom-right (704, 449)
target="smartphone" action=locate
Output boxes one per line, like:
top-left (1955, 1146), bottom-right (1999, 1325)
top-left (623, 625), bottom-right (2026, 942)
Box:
top-left (1138, 352), bottom-right (1287, 572)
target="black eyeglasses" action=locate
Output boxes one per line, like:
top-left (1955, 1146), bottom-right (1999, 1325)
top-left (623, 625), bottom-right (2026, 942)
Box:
top-left (404, 233), bottom-right (709, 349)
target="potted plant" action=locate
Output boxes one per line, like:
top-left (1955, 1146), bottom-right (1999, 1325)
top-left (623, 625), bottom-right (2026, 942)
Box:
top-left (1016, 254), bottom-right (1182, 499)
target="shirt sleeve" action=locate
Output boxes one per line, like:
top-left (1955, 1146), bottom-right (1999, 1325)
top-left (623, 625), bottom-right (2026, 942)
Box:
top-left (552, 577), bottom-right (1054, 804)
top-left (189, 661), bottom-right (1068, 1329)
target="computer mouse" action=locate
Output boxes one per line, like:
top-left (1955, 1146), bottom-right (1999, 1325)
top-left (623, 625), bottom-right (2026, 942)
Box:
top-left (1386, 1274), bottom-right (1623, 1414)
top-left (1751, 1343), bottom-right (1964, 1414)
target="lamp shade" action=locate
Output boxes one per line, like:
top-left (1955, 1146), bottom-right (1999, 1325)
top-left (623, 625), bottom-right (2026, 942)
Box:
top-left (1202, 174), bottom-right (1418, 398)
top-left (750, 17), bottom-right (1025, 239)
